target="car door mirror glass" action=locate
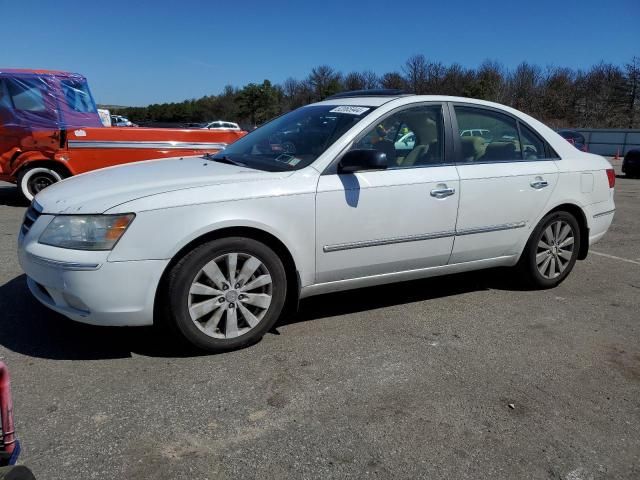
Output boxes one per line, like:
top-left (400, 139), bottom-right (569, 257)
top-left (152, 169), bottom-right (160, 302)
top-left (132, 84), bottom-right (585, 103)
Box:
top-left (338, 149), bottom-right (388, 173)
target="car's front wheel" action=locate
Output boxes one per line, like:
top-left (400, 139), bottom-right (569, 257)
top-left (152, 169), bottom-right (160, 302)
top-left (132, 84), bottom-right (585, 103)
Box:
top-left (518, 211), bottom-right (581, 288)
top-left (163, 237), bottom-right (287, 352)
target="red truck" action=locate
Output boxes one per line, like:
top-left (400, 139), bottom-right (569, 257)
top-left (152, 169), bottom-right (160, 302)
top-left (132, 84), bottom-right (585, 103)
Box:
top-left (0, 69), bottom-right (245, 200)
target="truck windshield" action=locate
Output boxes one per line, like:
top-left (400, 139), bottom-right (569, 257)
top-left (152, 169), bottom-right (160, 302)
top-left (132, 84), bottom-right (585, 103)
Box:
top-left (60, 79), bottom-right (96, 113)
top-left (209, 104), bottom-right (376, 172)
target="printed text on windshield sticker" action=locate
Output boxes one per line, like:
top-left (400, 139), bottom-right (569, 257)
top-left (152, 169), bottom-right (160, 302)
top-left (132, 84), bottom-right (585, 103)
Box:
top-left (329, 106), bottom-right (370, 115)
top-left (275, 154), bottom-right (301, 166)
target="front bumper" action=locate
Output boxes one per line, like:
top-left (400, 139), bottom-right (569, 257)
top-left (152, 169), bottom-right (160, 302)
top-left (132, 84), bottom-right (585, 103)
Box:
top-left (18, 219), bottom-right (169, 327)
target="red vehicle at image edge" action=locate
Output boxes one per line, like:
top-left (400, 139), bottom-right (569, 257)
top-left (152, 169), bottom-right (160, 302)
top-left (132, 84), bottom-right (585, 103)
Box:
top-left (0, 69), bottom-right (246, 201)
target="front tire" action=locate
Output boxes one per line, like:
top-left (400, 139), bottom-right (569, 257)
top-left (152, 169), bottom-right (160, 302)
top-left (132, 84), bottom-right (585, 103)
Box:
top-left (17, 166), bottom-right (65, 201)
top-left (163, 237), bottom-right (287, 352)
top-left (517, 211), bottom-right (581, 289)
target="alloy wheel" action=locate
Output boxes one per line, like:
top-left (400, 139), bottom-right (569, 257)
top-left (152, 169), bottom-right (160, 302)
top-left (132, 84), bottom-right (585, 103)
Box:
top-left (188, 253), bottom-right (273, 339)
top-left (536, 220), bottom-right (575, 279)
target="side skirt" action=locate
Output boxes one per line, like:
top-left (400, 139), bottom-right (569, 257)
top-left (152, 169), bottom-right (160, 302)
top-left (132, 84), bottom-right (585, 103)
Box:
top-left (300, 255), bottom-right (518, 299)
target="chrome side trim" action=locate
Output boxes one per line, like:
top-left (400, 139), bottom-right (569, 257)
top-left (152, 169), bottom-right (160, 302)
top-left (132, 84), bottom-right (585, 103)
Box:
top-left (301, 255), bottom-right (518, 298)
top-left (322, 222), bottom-right (527, 253)
top-left (593, 209), bottom-right (615, 218)
top-left (456, 221), bottom-right (526, 236)
top-left (68, 140), bottom-right (227, 150)
top-left (27, 253), bottom-right (101, 271)
top-left (323, 230), bottom-right (456, 253)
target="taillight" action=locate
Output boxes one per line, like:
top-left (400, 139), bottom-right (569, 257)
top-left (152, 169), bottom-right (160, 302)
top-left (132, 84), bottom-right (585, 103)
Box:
top-left (606, 168), bottom-right (615, 188)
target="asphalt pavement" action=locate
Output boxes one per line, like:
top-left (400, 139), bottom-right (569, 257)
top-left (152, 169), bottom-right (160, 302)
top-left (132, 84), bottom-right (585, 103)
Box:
top-left (0, 159), bottom-right (638, 479)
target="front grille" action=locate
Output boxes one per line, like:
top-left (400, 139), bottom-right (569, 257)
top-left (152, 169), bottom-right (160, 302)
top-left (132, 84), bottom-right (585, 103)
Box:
top-left (21, 201), bottom-right (43, 236)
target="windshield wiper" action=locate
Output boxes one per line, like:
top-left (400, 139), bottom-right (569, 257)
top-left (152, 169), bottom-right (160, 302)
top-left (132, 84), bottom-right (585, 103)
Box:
top-left (203, 153), bottom-right (246, 167)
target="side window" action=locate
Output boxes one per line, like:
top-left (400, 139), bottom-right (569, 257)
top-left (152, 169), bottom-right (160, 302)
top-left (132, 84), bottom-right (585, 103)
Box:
top-left (352, 105), bottom-right (444, 169)
top-left (519, 122), bottom-right (548, 160)
top-left (6, 78), bottom-right (46, 112)
top-left (455, 106), bottom-right (521, 162)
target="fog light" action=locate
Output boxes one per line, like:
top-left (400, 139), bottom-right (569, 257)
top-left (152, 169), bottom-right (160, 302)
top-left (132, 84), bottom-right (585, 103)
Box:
top-left (63, 292), bottom-right (89, 313)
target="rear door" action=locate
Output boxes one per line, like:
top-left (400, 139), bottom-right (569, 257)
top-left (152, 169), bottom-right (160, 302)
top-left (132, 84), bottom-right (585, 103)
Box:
top-left (449, 103), bottom-right (559, 263)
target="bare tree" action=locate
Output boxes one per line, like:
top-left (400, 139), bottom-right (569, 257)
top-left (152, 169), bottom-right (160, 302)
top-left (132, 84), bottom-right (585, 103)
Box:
top-left (507, 62), bottom-right (543, 117)
top-left (308, 65), bottom-right (343, 100)
top-left (625, 56), bottom-right (640, 128)
top-left (474, 60), bottom-right (507, 102)
top-left (402, 54), bottom-right (428, 93)
top-left (577, 63), bottom-right (627, 128)
top-left (361, 70), bottom-right (379, 89)
top-left (344, 71), bottom-right (366, 91)
top-left (380, 72), bottom-right (407, 90)
top-left (540, 67), bottom-right (577, 128)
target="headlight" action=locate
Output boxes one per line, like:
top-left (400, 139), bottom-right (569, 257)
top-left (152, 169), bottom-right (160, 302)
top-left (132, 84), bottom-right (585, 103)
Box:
top-left (39, 214), bottom-right (135, 250)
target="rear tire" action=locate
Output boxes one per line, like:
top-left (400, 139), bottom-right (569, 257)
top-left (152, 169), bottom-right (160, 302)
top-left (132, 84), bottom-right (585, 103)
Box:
top-left (162, 237), bottom-right (287, 352)
top-left (517, 211), bottom-right (581, 289)
top-left (17, 166), bottom-right (66, 202)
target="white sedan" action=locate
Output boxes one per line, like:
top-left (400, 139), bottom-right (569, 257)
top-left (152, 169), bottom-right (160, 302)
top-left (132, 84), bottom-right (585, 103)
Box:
top-left (18, 91), bottom-right (616, 352)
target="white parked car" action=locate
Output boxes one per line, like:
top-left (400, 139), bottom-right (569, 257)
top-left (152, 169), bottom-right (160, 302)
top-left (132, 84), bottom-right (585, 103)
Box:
top-left (110, 115), bottom-right (136, 127)
top-left (18, 91), bottom-right (616, 352)
top-left (203, 121), bottom-right (241, 131)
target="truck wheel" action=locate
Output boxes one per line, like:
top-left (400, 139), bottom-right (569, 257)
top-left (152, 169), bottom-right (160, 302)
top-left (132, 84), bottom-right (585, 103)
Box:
top-left (17, 166), bottom-right (65, 202)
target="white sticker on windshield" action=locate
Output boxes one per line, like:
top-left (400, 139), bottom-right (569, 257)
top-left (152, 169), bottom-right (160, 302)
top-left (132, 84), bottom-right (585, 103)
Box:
top-left (329, 106), bottom-right (370, 115)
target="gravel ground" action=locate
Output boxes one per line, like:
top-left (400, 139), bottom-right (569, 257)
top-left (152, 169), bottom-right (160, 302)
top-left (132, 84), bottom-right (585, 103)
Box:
top-left (0, 159), bottom-right (638, 480)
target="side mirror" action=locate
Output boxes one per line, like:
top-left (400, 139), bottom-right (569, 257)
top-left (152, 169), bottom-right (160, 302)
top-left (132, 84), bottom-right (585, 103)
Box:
top-left (338, 149), bottom-right (388, 173)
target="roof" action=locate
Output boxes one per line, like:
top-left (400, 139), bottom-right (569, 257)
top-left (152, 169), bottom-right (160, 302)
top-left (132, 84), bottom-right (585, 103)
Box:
top-left (0, 68), bottom-right (85, 77)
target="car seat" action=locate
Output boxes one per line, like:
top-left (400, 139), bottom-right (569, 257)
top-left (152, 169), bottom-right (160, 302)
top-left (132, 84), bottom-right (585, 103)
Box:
top-left (401, 117), bottom-right (439, 167)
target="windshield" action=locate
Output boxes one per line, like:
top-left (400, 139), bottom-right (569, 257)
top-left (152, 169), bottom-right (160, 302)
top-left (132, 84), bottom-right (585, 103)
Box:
top-left (60, 79), bottom-right (96, 113)
top-left (210, 104), bottom-right (376, 171)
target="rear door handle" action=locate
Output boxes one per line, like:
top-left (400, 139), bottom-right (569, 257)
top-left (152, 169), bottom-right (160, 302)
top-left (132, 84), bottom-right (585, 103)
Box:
top-left (430, 187), bottom-right (456, 198)
top-left (530, 180), bottom-right (549, 189)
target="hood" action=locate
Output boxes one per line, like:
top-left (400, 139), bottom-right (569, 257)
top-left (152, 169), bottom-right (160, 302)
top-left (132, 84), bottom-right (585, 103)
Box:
top-left (35, 156), bottom-right (293, 214)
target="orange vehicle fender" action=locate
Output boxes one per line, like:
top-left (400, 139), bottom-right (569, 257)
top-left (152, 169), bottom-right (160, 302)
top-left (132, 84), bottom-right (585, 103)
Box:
top-left (6, 150), bottom-right (73, 178)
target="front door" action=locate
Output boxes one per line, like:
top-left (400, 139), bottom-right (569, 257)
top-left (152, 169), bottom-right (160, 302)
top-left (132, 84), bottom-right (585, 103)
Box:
top-left (315, 104), bottom-right (460, 283)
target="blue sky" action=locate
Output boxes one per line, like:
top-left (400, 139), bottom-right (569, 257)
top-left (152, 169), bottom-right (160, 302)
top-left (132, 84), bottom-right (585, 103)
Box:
top-left (2, 0), bottom-right (638, 106)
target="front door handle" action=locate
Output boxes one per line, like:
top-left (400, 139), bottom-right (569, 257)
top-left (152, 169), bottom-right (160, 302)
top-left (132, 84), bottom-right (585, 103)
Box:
top-left (530, 178), bottom-right (549, 189)
top-left (430, 187), bottom-right (456, 198)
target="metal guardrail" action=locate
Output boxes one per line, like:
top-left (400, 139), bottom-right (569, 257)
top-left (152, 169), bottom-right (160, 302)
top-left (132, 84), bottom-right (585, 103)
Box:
top-left (574, 129), bottom-right (640, 156)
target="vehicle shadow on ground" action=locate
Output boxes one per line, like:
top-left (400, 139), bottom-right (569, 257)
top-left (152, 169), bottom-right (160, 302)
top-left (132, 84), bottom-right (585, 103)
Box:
top-left (0, 269), bottom-right (526, 361)
top-left (0, 185), bottom-right (28, 207)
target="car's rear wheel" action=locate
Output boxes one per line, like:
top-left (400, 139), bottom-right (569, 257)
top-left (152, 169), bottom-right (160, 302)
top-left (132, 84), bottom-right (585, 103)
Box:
top-left (518, 211), bottom-right (581, 288)
top-left (164, 237), bottom-right (287, 352)
top-left (17, 166), bottom-right (65, 201)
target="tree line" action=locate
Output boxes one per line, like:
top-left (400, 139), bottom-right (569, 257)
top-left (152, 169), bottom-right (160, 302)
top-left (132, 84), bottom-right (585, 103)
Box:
top-left (112, 55), bottom-right (640, 130)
